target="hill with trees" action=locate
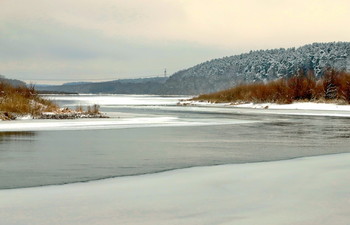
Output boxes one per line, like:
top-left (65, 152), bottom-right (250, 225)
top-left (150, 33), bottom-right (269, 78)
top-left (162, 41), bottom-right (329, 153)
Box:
top-left (36, 77), bottom-right (168, 94)
top-left (37, 42), bottom-right (350, 95)
top-left (163, 42), bottom-right (350, 94)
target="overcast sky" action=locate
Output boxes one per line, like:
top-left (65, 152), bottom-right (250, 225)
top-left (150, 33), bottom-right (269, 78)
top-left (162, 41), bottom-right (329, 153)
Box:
top-left (1, 0), bottom-right (350, 84)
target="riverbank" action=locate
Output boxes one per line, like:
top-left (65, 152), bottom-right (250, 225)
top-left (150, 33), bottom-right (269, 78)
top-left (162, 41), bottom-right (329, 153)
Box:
top-left (0, 81), bottom-right (108, 121)
top-left (1, 108), bottom-right (108, 121)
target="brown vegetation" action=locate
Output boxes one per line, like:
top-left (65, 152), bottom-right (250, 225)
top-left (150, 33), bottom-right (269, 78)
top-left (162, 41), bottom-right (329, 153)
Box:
top-left (0, 82), bottom-right (58, 119)
top-left (193, 69), bottom-right (350, 104)
top-left (87, 104), bottom-right (100, 115)
top-left (75, 104), bottom-right (101, 115)
top-left (0, 82), bottom-right (106, 120)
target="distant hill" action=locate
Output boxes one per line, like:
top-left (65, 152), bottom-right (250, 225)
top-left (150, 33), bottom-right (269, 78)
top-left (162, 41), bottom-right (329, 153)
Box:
top-left (0, 75), bottom-right (26, 87)
top-left (62, 82), bottom-right (93, 86)
top-left (36, 77), bottom-right (168, 94)
top-left (37, 42), bottom-right (350, 95)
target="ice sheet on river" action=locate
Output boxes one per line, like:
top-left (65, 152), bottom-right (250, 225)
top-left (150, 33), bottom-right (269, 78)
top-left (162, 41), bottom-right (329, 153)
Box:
top-left (0, 116), bottom-right (257, 131)
top-left (1, 153), bottom-right (349, 225)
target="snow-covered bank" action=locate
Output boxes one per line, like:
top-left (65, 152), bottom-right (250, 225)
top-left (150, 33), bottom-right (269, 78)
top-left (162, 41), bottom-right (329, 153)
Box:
top-left (233, 102), bottom-right (350, 111)
top-left (1, 153), bottom-right (349, 225)
top-left (180, 100), bottom-right (350, 117)
top-left (181, 100), bottom-right (350, 111)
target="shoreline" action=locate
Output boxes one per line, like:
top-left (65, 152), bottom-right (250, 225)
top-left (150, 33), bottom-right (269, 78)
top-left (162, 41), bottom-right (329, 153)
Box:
top-left (0, 108), bottom-right (108, 121)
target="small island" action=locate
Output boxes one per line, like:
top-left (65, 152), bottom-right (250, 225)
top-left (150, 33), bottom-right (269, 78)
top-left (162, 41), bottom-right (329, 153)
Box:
top-left (0, 81), bottom-right (106, 120)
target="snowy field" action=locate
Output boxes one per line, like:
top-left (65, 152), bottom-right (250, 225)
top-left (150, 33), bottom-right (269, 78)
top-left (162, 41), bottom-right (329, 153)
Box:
top-left (1, 153), bottom-right (349, 225)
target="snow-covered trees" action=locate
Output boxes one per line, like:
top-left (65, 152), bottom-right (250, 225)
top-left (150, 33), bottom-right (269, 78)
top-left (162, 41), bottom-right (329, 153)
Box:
top-left (165, 42), bottom-right (350, 94)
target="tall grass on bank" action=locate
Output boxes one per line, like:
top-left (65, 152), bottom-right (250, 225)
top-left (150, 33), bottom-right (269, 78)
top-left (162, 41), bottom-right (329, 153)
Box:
top-left (0, 82), bottom-right (58, 117)
top-left (193, 70), bottom-right (350, 104)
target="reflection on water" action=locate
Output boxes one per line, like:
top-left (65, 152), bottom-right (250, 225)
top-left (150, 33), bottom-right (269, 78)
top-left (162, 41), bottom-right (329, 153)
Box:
top-left (264, 116), bottom-right (350, 140)
top-left (0, 132), bottom-right (35, 143)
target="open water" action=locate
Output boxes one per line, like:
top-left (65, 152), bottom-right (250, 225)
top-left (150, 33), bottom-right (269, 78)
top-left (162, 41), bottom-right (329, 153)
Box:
top-left (1, 95), bottom-right (350, 189)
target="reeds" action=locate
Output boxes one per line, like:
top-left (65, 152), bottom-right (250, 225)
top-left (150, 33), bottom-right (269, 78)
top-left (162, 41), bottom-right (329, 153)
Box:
top-left (193, 69), bottom-right (350, 104)
top-left (87, 104), bottom-right (100, 115)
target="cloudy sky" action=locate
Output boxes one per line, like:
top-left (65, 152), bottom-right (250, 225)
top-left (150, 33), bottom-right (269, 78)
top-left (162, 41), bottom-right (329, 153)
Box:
top-left (1, 0), bottom-right (349, 84)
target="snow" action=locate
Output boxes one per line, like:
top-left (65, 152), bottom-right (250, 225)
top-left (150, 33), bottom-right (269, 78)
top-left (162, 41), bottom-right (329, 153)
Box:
top-left (15, 114), bottom-right (33, 120)
top-left (182, 100), bottom-right (350, 111)
top-left (233, 102), bottom-right (350, 111)
top-left (181, 101), bottom-right (350, 117)
top-left (47, 94), bottom-right (187, 106)
top-left (0, 116), bottom-right (257, 132)
top-left (1, 153), bottom-right (349, 225)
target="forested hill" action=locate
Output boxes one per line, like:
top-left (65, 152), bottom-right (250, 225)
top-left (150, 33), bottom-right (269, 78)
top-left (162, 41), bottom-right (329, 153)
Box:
top-left (36, 77), bottom-right (168, 94)
top-left (37, 42), bottom-right (350, 95)
top-left (162, 42), bottom-right (350, 94)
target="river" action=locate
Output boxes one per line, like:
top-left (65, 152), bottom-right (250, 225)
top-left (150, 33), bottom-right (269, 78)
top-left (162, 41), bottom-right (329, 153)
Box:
top-left (1, 94), bottom-right (350, 189)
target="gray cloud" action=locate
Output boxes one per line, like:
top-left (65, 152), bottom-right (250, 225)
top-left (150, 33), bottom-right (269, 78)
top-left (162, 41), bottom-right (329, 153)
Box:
top-left (0, 20), bottom-right (232, 82)
top-left (1, 0), bottom-right (349, 83)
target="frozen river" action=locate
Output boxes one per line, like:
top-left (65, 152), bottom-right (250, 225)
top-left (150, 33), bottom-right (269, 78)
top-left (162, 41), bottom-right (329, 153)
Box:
top-left (1, 95), bottom-right (350, 189)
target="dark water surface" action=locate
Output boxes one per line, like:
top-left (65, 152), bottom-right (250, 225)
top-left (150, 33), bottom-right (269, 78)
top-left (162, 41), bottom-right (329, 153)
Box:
top-left (1, 95), bottom-right (350, 189)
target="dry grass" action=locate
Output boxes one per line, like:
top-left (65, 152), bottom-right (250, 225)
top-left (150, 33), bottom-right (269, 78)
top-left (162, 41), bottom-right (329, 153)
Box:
top-left (76, 104), bottom-right (101, 115)
top-left (193, 69), bottom-right (350, 104)
top-left (0, 82), bottom-right (58, 119)
top-left (87, 104), bottom-right (100, 115)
